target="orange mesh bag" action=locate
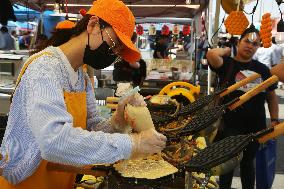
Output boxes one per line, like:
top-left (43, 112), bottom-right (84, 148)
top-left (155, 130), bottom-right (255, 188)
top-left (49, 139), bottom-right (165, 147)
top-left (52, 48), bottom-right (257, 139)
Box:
top-left (224, 11), bottom-right (249, 35)
top-left (260, 13), bottom-right (272, 48)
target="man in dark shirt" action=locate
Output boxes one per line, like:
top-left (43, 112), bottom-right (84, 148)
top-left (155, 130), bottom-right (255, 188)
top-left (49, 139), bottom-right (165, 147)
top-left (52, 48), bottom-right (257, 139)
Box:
top-left (113, 32), bottom-right (147, 86)
top-left (207, 26), bottom-right (279, 189)
top-left (153, 36), bottom-right (168, 59)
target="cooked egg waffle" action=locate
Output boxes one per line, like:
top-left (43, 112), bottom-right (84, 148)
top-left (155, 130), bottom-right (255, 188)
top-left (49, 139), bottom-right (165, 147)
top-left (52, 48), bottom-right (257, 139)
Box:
top-left (110, 158), bottom-right (180, 187)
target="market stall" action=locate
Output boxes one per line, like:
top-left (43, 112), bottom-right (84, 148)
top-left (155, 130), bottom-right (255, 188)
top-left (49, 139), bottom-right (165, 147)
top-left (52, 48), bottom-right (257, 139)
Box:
top-left (3, 0), bottom-right (283, 188)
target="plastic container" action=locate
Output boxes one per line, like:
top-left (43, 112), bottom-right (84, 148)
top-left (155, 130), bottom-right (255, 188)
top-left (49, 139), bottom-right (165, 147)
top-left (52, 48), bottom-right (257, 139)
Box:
top-left (93, 76), bottom-right (98, 88)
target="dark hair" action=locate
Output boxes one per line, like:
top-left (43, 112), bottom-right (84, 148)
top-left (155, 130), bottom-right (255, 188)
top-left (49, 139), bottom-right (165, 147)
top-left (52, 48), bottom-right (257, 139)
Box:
top-left (131, 32), bottom-right (137, 42)
top-left (32, 15), bottom-right (111, 54)
top-left (272, 36), bottom-right (276, 44)
top-left (240, 25), bottom-right (260, 41)
top-left (11, 30), bottom-right (16, 35)
top-left (0, 26), bottom-right (8, 33)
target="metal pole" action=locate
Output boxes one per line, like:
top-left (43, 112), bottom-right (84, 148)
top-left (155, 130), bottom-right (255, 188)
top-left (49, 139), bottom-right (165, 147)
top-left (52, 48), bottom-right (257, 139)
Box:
top-left (193, 31), bottom-right (198, 85)
top-left (207, 0), bottom-right (221, 94)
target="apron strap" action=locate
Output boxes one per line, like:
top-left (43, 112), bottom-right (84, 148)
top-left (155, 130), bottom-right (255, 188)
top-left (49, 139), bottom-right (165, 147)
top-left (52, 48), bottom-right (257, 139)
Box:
top-left (10, 52), bottom-right (53, 103)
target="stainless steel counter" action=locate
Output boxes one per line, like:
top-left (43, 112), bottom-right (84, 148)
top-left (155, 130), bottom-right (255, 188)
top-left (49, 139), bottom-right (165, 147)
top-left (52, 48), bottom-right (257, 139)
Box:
top-left (0, 93), bottom-right (10, 115)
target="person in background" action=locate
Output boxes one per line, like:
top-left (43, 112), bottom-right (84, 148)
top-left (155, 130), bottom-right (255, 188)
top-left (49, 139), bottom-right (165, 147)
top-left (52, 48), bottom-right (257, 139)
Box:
top-left (270, 37), bottom-right (284, 89)
top-left (197, 35), bottom-right (208, 69)
top-left (206, 26), bottom-right (279, 189)
top-left (167, 36), bottom-right (178, 59)
top-left (0, 0), bottom-right (166, 188)
top-left (10, 30), bottom-right (17, 38)
top-left (10, 30), bottom-right (19, 50)
top-left (19, 31), bottom-right (31, 49)
top-left (271, 37), bottom-right (283, 66)
top-left (113, 32), bottom-right (147, 86)
top-left (153, 35), bottom-right (168, 59)
top-left (0, 26), bottom-right (15, 50)
top-left (253, 36), bottom-right (283, 69)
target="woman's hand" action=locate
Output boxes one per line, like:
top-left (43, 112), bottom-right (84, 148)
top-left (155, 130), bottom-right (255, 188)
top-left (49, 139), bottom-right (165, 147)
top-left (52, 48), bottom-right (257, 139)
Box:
top-left (129, 128), bottom-right (167, 158)
top-left (111, 95), bottom-right (134, 132)
top-left (111, 93), bottom-right (146, 133)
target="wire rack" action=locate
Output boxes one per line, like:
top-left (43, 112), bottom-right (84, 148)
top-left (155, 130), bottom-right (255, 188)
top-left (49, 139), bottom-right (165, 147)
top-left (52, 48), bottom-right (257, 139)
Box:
top-left (186, 135), bottom-right (253, 172)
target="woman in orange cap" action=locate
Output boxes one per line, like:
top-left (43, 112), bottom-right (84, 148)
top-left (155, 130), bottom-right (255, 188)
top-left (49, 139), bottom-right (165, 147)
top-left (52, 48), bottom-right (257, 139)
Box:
top-left (0, 0), bottom-right (166, 188)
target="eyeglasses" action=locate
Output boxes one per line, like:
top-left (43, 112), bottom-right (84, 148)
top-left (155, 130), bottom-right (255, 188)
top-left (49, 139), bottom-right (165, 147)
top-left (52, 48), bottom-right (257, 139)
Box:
top-left (243, 38), bottom-right (260, 47)
top-left (104, 29), bottom-right (123, 56)
top-left (103, 28), bottom-right (123, 63)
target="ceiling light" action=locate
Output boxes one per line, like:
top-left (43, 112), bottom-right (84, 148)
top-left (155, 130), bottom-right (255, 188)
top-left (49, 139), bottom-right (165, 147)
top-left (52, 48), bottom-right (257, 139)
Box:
top-left (186, 0), bottom-right (192, 5)
top-left (46, 4), bottom-right (200, 9)
top-left (127, 5), bottom-right (200, 9)
top-left (49, 12), bottom-right (81, 18)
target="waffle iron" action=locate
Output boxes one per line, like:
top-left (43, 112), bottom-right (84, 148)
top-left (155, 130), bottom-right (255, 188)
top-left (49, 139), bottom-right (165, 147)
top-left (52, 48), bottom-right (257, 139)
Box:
top-left (185, 125), bottom-right (279, 175)
top-left (151, 73), bottom-right (261, 125)
top-left (178, 73), bottom-right (261, 116)
top-left (177, 75), bottom-right (278, 138)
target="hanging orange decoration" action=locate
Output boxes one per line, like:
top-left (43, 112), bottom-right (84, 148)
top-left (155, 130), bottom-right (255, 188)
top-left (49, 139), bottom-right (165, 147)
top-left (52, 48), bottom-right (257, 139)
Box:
top-left (182, 25), bottom-right (191, 35)
top-left (161, 24), bottom-right (170, 36)
top-left (79, 8), bottom-right (87, 17)
top-left (260, 13), bottom-right (272, 48)
top-left (136, 24), bottom-right (144, 35)
top-left (172, 24), bottom-right (180, 35)
top-left (224, 11), bottom-right (249, 35)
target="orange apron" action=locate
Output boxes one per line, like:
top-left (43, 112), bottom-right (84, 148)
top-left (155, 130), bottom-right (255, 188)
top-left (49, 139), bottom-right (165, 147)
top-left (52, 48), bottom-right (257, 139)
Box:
top-left (0, 52), bottom-right (87, 189)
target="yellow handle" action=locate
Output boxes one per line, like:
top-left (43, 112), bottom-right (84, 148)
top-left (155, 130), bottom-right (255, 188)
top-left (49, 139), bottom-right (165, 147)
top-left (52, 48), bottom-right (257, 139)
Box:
top-left (159, 82), bottom-right (200, 103)
top-left (258, 122), bottom-right (284, 143)
top-left (159, 82), bottom-right (200, 96)
top-left (167, 88), bottom-right (196, 103)
top-left (106, 104), bottom-right (118, 110)
top-left (220, 73), bottom-right (261, 97)
top-left (229, 75), bottom-right (278, 111)
top-left (106, 97), bottom-right (119, 103)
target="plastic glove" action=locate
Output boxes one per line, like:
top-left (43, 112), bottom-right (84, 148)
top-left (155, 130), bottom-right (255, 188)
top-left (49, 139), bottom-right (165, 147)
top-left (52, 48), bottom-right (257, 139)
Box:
top-left (111, 95), bottom-right (134, 133)
top-left (129, 128), bottom-right (167, 158)
top-left (111, 93), bottom-right (147, 133)
top-left (128, 93), bottom-right (146, 107)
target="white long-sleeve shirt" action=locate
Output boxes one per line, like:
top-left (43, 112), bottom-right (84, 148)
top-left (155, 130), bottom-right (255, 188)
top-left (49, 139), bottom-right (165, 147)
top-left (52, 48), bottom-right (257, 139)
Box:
top-left (253, 45), bottom-right (283, 68)
top-left (253, 47), bottom-right (274, 68)
top-left (0, 46), bottom-right (132, 184)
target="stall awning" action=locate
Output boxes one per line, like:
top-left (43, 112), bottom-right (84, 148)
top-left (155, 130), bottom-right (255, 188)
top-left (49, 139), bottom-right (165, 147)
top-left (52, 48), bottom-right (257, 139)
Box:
top-left (10, 0), bottom-right (208, 18)
top-left (13, 4), bottom-right (40, 21)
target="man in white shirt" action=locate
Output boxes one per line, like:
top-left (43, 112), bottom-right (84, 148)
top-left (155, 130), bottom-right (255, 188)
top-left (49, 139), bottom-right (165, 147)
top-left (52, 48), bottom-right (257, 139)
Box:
top-left (253, 45), bottom-right (274, 68)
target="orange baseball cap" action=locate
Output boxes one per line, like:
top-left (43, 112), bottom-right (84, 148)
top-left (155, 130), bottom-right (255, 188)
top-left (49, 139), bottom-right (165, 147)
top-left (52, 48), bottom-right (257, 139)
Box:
top-left (87, 0), bottom-right (141, 63)
top-left (55, 20), bottom-right (76, 30)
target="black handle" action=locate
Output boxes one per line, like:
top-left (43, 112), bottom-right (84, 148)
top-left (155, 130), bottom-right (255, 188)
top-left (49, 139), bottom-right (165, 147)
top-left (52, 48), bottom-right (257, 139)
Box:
top-left (253, 127), bottom-right (275, 139)
top-left (224, 97), bottom-right (239, 108)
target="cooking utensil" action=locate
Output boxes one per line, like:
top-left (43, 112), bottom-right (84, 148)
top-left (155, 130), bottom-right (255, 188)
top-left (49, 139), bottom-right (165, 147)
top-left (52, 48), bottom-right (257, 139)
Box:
top-left (151, 73), bottom-right (260, 126)
top-left (177, 75), bottom-right (278, 138)
top-left (179, 73), bottom-right (261, 116)
top-left (147, 94), bottom-right (180, 116)
top-left (185, 122), bottom-right (283, 175)
top-left (107, 158), bottom-right (181, 187)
